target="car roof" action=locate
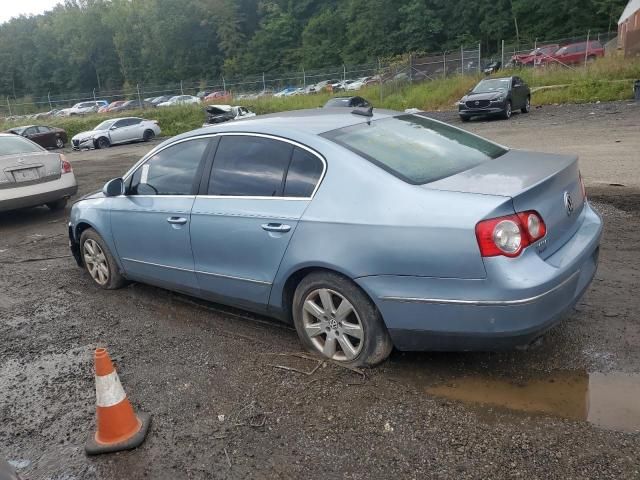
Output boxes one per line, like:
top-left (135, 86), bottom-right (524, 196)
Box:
top-left (197, 107), bottom-right (398, 136)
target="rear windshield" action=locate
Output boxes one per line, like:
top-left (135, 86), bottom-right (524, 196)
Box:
top-left (0, 135), bottom-right (44, 155)
top-left (322, 114), bottom-right (507, 184)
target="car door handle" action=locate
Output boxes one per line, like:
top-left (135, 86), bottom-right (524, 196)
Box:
top-left (167, 217), bottom-right (188, 225)
top-left (261, 223), bottom-right (291, 233)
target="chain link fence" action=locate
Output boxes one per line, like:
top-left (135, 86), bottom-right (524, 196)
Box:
top-left (0, 31), bottom-right (617, 119)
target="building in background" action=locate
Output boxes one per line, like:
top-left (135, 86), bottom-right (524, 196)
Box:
top-left (618, 0), bottom-right (640, 56)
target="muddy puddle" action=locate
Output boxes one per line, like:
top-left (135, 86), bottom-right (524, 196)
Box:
top-left (425, 371), bottom-right (640, 433)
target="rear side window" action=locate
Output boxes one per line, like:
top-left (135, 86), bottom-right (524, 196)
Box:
top-left (129, 138), bottom-right (209, 195)
top-left (0, 135), bottom-right (44, 155)
top-left (323, 114), bottom-right (506, 185)
top-left (284, 148), bottom-right (324, 197)
top-left (209, 136), bottom-right (293, 197)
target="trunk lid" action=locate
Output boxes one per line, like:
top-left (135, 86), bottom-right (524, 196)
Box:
top-left (0, 152), bottom-right (62, 189)
top-left (424, 150), bottom-right (584, 259)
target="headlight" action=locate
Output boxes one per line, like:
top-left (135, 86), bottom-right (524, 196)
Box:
top-left (492, 95), bottom-right (506, 102)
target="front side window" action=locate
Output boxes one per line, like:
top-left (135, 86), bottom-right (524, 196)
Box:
top-left (208, 136), bottom-right (293, 197)
top-left (129, 138), bottom-right (209, 195)
top-left (323, 114), bottom-right (506, 185)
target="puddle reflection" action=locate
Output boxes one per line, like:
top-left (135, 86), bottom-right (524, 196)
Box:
top-left (425, 371), bottom-right (640, 432)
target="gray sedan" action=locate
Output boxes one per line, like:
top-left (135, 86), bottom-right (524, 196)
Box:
top-left (0, 133), bottom-right (77, 212)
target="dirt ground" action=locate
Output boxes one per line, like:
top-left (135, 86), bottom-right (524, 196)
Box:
top-left (1, 101), bottom-right (639, 479)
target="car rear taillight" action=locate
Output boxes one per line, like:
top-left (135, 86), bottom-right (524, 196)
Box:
top-left (579, 171), bottom-right (587, 200)
top-left (476, 211), bottom-right (546, 258)
top-left (60, 154), bottom-right (72, 174)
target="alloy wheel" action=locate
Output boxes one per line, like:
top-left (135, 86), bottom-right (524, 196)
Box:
top-left (83, 239), bottom-right (110, 286)
top-left (301, 288), bottom-right (364, 361)
top-left (55, 138), bottom-right (64, 148)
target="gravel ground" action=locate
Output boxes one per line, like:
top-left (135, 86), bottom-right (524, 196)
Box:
top-left (1, 102), bottom-right (639, 479)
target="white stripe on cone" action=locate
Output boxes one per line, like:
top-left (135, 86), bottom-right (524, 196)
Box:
top-left (95, 371), bottom-right (127, 408)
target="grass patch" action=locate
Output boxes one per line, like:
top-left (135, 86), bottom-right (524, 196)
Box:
top-left (1, 57), bottom-right (638, 138)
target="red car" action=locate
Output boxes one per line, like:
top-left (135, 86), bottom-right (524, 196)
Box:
top-left (540, 40), bottom-right (604, 66)
top-left (512, 44), bottom-right (559, 67)
top-left (204, 91), bottom-right (232, 103)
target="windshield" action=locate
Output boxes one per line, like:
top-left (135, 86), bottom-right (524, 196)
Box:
top-left (94, 120), bottom-right (116, 130)
top-left (0, 135), bottom-right (44, 155)
top-left (322, 114), bottom-right (506, 185)
top-left (472, 78), bottom-right (511, 94)
top-left (9, 127), bottom-right (26, 135)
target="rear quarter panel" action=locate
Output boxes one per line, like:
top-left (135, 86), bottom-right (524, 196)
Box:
top-left (269, 139), bottom-right (514, 312)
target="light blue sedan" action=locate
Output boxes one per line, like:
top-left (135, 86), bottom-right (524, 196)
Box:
top-left (69, 108), bottom-right (602, 367)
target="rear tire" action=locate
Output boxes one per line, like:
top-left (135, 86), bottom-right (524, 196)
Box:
top-left (502, 101), bottom-right (512, 119)
top-left (55, 137), bottom-right (65, 149)
top-left (292, 271), bottom-right (393, 367)
top-left (96, 137), bottom-right (110, 149)
top-left (521, 96), bottom-right (531, 113)
top-left (143, 129), bottom-right (155, 142)
top-left (46, 198), bottom-right (67, 211)
top-left (79, 228), bottom-right (126, 290)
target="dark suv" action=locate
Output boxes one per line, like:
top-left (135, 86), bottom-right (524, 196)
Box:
top-left (458, 76), bottom-right (531, 121)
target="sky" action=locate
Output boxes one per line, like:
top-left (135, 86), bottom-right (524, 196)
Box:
top-left (0, 0), bottom-right (62, 24)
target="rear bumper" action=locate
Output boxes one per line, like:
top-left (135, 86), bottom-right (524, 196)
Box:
top-left (0, 174), bottom-right (78, 212)
top-left (356, 203), bottom-right (603, 351)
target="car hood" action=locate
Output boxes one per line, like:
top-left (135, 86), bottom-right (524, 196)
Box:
top-left (72, 129), bottom-right (108, 141)
top-left (464, 91), bottom-right (505, 101)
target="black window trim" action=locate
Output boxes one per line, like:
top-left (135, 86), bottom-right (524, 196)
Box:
top-left (197, 132), bottom-right (327, 200)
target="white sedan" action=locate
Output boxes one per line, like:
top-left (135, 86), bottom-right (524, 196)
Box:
top-left (71, 117), bottom-right (161, 150)
top-left (157, 95), bottom-right (201, 107)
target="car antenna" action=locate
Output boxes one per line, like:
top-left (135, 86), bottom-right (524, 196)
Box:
top-left (351, 106), bottom-right (374, 118)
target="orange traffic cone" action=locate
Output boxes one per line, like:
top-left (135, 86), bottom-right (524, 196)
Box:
top-left (85, 347), bottom-right (151, 455)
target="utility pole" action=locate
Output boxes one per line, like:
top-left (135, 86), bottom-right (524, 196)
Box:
top-left (136, 84), bottom-right (142, 108)
top-left (303, 68), bottom-right (306, 89)
top-left (222, 76), bottom-right (226, 93)
top-left (92, 88), bottom-right (96, 101)
top-left (180, 80), bottom-right (184, 95)
top-left (6, 96), bottom-right (12, 117)
top-left (378, 58), bottom-right (383, 104)
top-left (460, 45), bottom-right (464, 74)
top-left (478, 42), bottom-right (481, 73)
top-left (262, 73), bottom-right (266, 93)
top-left (343, 64), bottom-right (346, 82)
top-left (501, 40), bottom-right (505, 69)
top-left (47, 92), bottom-right (52, 111)
top-left (443, 52), bottom-right (447, 78)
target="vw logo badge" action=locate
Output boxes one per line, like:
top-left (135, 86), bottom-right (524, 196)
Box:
top-left (564, 192), bottom-right (574, 216)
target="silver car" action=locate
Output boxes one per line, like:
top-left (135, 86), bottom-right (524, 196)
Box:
top-left (0, 133), bottom-right (77, 212)
top-left (71, 117), bottom-right (161, 150)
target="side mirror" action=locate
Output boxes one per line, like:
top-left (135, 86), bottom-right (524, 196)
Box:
top-left (110, 125), bottom-right (118, 130)
top-left (103, 177), bottom-right (124, 197)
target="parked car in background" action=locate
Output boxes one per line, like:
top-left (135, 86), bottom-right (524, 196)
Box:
top-left (68, 108), bottom-right (601, 367)
top-left (540, 41), bottom-right (604, 66)
top-left (324, 96), bottom-right (371, 108)
top-left (59, 101), bottom-right (108, 116)
top-left (511, 44), bottom-right (559, 67)
top-left (345, 77), bottom-right (371, 91)
top-left (71, 117), bottom-right (161, 150)
top-left (458, 76), bottom-right (530, 121)
top-left (274, 87), bottom-right (299, 97)
top-left (204, 91), bottom-right (232, 103)
top-left (98, 101), bottom-right (125, 113)
top-left (150, 95), bottom-right (173, 105)
top-left (0, 133), bottom-right (77, 212)
top-left (483, 60), bottom-right (502, 75)
top-left (203, 105), bottom-right (256, 126)
top-left (34, 109), bottom-right (60, 119)
top-left (196, 90), bottom-right (212, 99)
top-left (5, 125), bottom-right (68, 149)
top-left (110, 100), bottom-right (155, 112)
top-left (157, 95), bottom-right (200, 107)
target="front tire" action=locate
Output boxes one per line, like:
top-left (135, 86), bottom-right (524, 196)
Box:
top-left (502, 101), bottom-right (512, 119)
top-left (459, 114), bottom-right (470, 122)
top-left (521, 96), bottom-right (531, 113)
top-left (292, 272), bottom-right (393, 367)
top-left (55, 137), bottom-right (65, 149)
top-left (96, 137), bottom-right (110, 149)
top-left (80, 228), bottom-right (126, 290)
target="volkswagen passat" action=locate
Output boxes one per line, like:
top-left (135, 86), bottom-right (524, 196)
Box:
top-left (68, 109), bottom-right (602, 367)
